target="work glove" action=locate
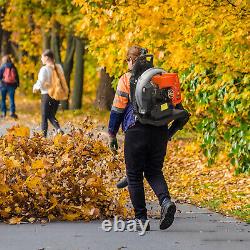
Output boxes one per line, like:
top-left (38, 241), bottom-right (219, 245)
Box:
top-left (109, 136), bottom-right (118, 152)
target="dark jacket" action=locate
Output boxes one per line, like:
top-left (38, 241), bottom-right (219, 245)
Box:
top-left (0, 62), bottom-right (19, 88)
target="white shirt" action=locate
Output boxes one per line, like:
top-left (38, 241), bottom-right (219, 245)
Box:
top-left (33, 64), bottom-right (65, 95)
top-left (33, 66), bottom-right (52, 94)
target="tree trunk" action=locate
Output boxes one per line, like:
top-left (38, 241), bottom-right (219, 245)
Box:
top-left (28, 14), bottom-right (35, 30)
top-left (51, 22), bottom-right (61, 63)
top-left (1, 30), bottom-right (11, 56)
top-left (10, 42), bottom-right (20, 61)
top-left (0, 5), bottom-right (4, 56)
top-left (0, 27), bottom-right (2, 56)
top-left (42, 30), bottom-right (51, 51)
top-left (95, 68), bottom-right (115, 110)
top-left (0, 5), bottom-right (11, 56)
top-left (61, 34), bottom-right (75, 110)
top-left (71, 37), bottom-right (84, 110)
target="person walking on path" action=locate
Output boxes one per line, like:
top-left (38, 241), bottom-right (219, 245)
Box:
top-left (0, 55), bottom-right (19, 119)
top-left (108, 45), bottom-right (189, 232)
top-left (33, 49), bottom-right (67, 137)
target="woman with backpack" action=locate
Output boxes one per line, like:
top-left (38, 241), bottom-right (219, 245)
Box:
top-left (33, 49), bottom-right (68, 137)
top-left (0, 55), bottom-right (19, 119)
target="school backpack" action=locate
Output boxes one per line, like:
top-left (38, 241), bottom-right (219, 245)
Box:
top-left (3, 67), bottom-right (16, 85)
top-left (130, 49), bottom-right (189, 126)
top-left (47, 64), bottom-right (69, 101)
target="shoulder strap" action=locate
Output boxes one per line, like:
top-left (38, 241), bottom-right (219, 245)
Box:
top-left (4, 65), bottom-right (12, 71)
top-left (129, 55), bottom-right (154, 114)
top-left (54, 64), bottom-right (66, 90)
top-left (129, 71), bottom-right (138, 113)
top-left (4, 65), bottom-right (15, 75)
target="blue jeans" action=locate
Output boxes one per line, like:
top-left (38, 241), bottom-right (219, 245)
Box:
top-left (1, 85), bottom-right (16, 114)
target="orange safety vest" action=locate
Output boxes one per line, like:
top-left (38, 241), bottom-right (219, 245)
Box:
top-left (111, 72), bottom-right (131, 113)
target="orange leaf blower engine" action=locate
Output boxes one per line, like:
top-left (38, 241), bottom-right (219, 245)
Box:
top-left (130, 52), bottom-right (189, 126)
top-left (151, 72), bottom-right (182, 105)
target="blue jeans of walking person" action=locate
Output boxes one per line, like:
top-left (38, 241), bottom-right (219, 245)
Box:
top-left (1, 85), bottom-right (16, 116)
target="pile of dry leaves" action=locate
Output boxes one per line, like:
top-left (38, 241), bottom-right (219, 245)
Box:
top-left (0, 122), bottom-right (128, 224)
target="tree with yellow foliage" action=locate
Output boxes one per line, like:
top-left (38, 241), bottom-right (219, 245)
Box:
top-left (74, 0), bottom-right (249, 172)
top-left (0, 0), bottom-right (86, 109)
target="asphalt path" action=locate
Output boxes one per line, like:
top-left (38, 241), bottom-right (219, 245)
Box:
top-left (0, 202), bottom-right (249, 250)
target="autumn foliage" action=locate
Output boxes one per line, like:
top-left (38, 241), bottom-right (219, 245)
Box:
top-left (1, 0), bottom-right (249, 172)
top-left (0, 124), bottom-right (128, 224)
top-left (73, 0), bottom-right (249, 173)
top-left (164, 139), bottom-right (250, 222)
top-left (0, 0), bottom-right (249, 223)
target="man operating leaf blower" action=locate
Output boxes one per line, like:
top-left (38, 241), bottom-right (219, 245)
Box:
top-left (108, 46), bottom-right (190, 231)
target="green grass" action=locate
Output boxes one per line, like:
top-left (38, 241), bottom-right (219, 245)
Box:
top-left (202, 199), bottom-right (223, 211)
top-left (200, 199), bottom-right (249, 222)
top-left (230, 205), bottom-right (250, 223)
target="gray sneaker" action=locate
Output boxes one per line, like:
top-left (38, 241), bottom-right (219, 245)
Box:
top-left (159, 198), bottom-right (176, 230)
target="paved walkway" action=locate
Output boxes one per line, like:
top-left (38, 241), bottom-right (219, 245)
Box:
top-left (0, 119), bottom-right (17, 136)
top-left (0, 202), bottom-right (249, 250)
